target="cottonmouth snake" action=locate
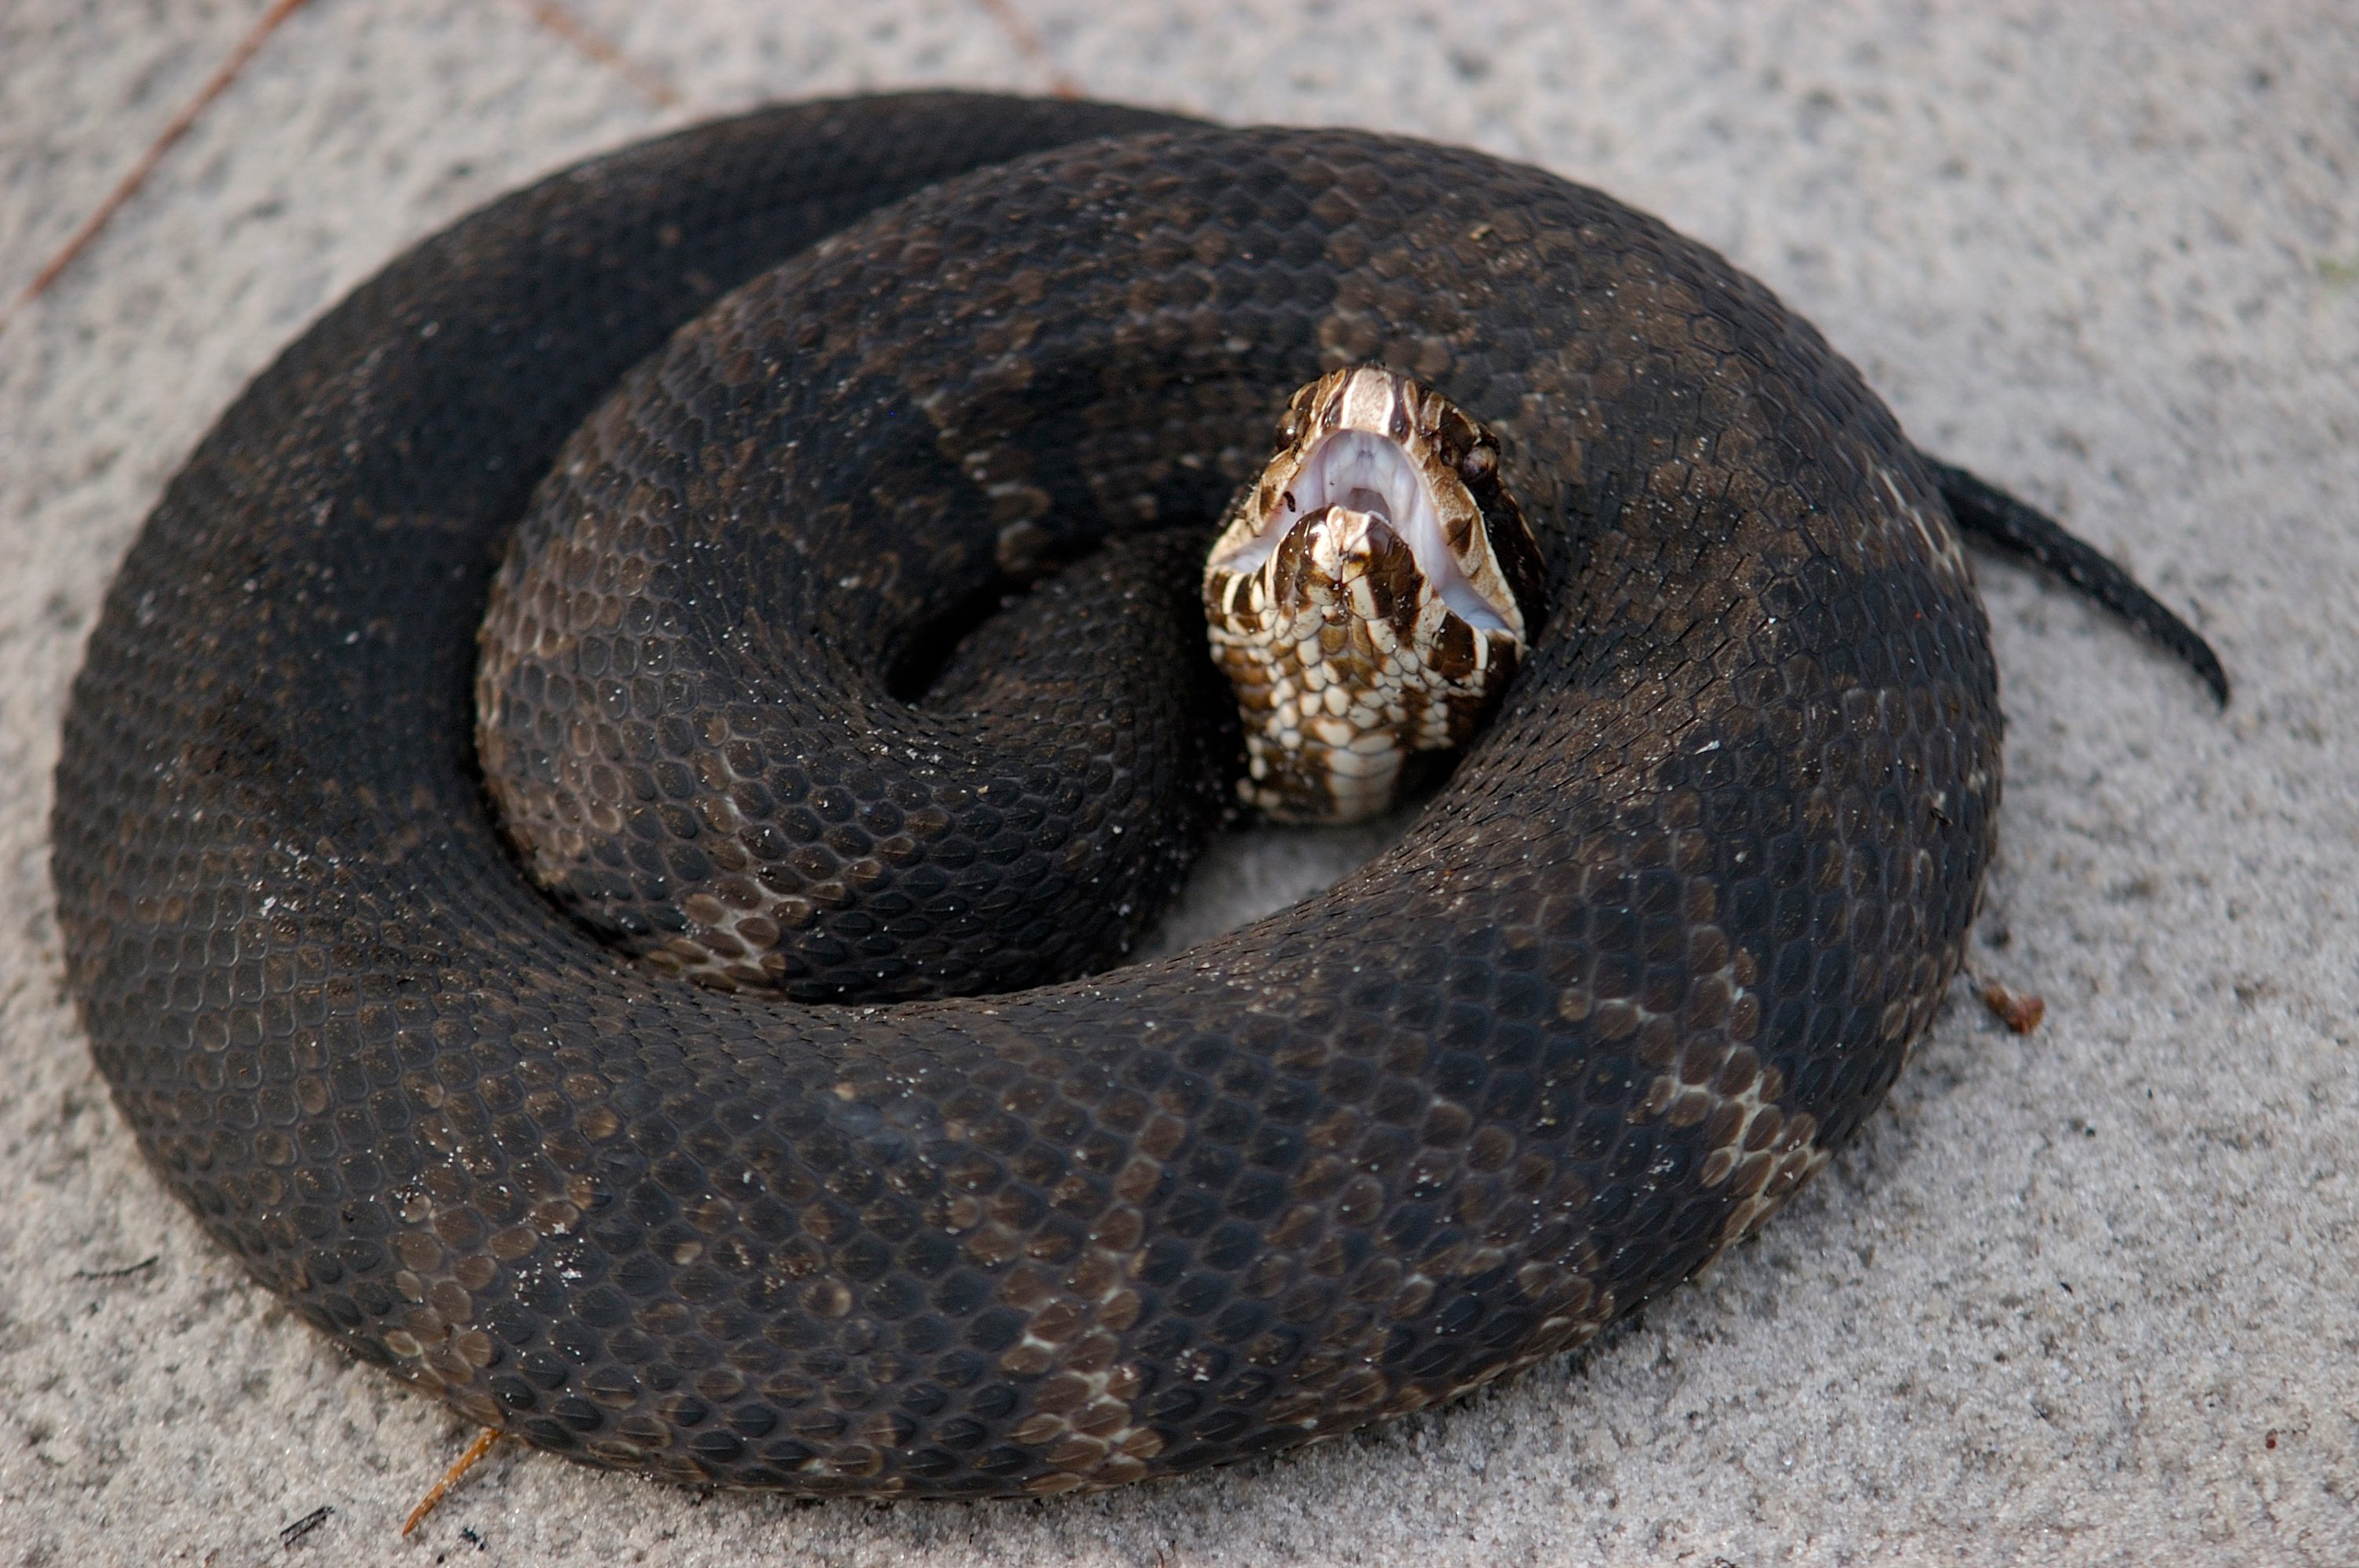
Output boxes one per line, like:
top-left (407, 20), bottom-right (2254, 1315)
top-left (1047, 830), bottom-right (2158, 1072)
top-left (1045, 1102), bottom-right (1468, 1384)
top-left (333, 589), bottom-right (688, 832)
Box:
top-left (50, 93), bottom-right (2224, 1497)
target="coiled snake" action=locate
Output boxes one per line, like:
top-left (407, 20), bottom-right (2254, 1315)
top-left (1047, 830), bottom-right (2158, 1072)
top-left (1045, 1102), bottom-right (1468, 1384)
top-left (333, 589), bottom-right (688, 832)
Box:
top-left (51, 93), bottom-right (2223, 1497)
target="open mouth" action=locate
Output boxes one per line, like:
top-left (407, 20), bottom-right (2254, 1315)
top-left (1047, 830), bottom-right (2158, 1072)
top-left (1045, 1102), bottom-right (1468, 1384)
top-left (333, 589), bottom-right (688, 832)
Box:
top-left (1207, 426), bottom-right (1512, 633)
top-left (1201, 365), bottom-right (1543, 823)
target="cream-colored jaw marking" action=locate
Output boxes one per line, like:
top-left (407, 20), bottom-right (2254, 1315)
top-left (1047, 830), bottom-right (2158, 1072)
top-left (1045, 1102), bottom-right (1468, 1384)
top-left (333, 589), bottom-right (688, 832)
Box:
top-left (1202, 365), bottom-right (1539, 824)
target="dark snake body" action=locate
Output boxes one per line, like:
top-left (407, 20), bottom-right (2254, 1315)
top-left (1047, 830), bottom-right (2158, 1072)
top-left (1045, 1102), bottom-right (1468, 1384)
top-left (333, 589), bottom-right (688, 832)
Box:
top-left (53, 94), bottom-right (2197, 1497)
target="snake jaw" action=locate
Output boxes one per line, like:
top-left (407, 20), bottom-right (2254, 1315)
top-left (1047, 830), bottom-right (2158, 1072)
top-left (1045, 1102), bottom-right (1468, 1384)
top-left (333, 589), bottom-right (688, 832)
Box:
top-left (1203, 365), bottom-right (1540, 823)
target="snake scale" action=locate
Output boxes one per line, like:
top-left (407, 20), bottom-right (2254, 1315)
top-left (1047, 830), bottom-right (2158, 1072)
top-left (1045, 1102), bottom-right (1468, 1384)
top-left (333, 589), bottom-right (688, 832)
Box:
top-left (51, 94), bottom-right (2223, 1497)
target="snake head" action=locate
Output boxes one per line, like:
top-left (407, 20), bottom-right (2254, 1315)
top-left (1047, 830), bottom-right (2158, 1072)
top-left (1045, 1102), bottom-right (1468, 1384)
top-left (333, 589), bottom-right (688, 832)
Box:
top-left (1202, 365), bottom-right (1544, 823)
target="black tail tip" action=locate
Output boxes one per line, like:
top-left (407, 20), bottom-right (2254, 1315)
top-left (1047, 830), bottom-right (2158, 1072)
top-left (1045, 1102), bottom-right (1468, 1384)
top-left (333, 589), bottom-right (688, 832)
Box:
top-left (1925, 458), bottom-right (2230, 708)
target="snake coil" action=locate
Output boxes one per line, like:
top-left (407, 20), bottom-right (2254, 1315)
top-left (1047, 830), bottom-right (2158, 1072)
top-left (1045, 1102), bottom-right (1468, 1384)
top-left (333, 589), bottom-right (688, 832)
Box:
top-left (52, 94), bottom-right (2219, 1496)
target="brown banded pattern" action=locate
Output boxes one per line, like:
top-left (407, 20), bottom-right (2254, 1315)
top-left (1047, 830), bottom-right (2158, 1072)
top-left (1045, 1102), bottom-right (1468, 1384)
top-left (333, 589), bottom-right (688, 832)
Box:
top-left (48, 94), bottom-right (2217, 1499)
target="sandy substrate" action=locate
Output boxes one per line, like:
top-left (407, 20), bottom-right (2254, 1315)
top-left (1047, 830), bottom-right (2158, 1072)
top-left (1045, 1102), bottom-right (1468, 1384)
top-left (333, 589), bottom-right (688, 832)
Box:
top-left (2, 2), bottom-right (2353, 1563)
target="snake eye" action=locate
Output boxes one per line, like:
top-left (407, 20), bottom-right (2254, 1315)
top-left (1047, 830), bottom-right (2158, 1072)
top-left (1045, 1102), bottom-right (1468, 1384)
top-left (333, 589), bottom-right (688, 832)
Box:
top-left (1459, 445), bottom-right (1497, 481)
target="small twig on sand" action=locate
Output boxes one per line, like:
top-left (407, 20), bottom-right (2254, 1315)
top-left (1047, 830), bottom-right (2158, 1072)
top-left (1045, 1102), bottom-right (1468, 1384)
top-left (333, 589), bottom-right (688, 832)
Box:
top-left (402, 1428), bottom-right (503, 1537)
top-left (1976, 975), bottom-right (2047, 1034)
top-left (278, 1504), bottom-right (333, 1549)
top-left (5, 0), bottom-right (318, 333)
top-left (71, 1254), bottom-right (160, 1282)
top-left (975, 0), bottom-right (1085, 99)
top-left (512, 0), bottom-right (682, 108)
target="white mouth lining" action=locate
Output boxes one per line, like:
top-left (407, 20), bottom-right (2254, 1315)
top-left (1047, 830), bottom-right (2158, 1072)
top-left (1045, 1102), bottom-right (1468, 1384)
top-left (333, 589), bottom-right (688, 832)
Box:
top-left (1212, 430), bottom-right (1507, 632)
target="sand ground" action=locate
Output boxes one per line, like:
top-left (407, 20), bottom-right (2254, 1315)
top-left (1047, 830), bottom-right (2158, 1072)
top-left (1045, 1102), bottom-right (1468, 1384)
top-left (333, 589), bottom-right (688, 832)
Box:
top-left (2, 2), bottom-right (2353, 1563)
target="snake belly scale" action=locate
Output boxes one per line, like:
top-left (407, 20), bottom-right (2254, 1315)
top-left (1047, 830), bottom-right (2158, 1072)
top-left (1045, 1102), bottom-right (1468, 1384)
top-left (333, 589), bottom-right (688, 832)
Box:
top-left (55, 93), bottom-right (2062, 1496)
